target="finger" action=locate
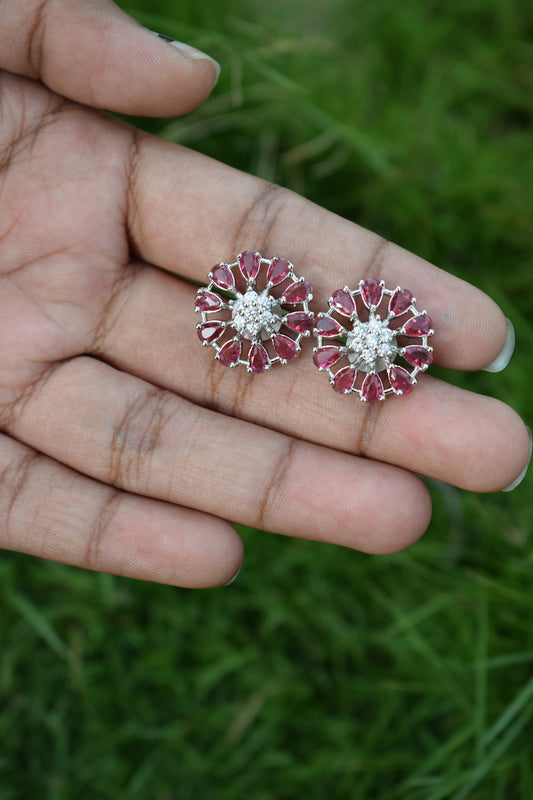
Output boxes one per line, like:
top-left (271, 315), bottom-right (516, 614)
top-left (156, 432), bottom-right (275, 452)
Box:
top-left (7, 356), bottom-right (432, 555)
top-left (94, 263), bottom-right (530, 493)
top-left (0, 0), bottom-right (219, 115)
top-left (126, 135), bottom-right (509, 370)
top-left (0, 432), bottom-right (242, 588)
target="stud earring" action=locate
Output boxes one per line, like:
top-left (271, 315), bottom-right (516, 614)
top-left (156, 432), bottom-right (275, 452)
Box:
top-left (195, 252), bottom-right (315, 373)
top-left (313, 279), bottom-right (434, 402)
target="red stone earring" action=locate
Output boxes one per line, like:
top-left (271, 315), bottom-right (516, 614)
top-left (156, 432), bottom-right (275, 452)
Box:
top-left (195, 252), bottom-right (315, 373)
top-left (312, 279), bottom-right (434, 402)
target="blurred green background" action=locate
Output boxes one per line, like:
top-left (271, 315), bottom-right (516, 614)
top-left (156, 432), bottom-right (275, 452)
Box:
top-left (1, 0), bottom-right (532, 798)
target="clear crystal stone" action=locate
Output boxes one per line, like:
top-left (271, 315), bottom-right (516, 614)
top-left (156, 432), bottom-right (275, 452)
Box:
top-left (230, 290), bottom-right (281, 339)
top-left (346, 317), bottom-right (397, 372)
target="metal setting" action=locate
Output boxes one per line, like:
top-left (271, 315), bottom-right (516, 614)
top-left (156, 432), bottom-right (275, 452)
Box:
top-left (195, 252), bottom-right (315, 373)
top-left (313, 279), bottom-right (434, 402)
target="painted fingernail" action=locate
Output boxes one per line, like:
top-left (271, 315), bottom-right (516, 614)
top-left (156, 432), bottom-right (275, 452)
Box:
top-left (148, 31), bottom-right (221, 81)
top-left (502, 427), bottom-right (531, 492)
top-left (483, 318), bottom-right (515, 373)
top-left (223, 565), bottom-right (242, 587)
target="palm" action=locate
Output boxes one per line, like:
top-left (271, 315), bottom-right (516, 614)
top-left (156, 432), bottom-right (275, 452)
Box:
top-left (0, 76), bottom-right (128, 398)
top-left (0, 69), bottom-right (528, 587)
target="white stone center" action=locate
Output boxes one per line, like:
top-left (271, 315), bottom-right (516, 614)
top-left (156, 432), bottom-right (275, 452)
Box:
top-left (231, 290), bottom-right (281, 338)
top-left (347, 317), bottom-right (397, 372)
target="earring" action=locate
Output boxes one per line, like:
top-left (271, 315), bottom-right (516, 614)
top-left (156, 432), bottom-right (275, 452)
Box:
top-left (313, 279), bottom-right (434, 402)
top-left (195, 252), bottom-right (315, 373)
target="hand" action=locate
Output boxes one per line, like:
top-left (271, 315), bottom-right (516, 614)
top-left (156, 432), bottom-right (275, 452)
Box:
top-left (0, 0), bottom-right (529, 588)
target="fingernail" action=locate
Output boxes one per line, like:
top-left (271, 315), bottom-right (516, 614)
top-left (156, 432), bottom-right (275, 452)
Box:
top-left (223, 565), bottom-right (242, 587)
top-left (502, 427), bottom-right (531, 492)
top-left (483, 318), bottom-right (515, 373)
top-left (148, 31), bottom-right (221, 82)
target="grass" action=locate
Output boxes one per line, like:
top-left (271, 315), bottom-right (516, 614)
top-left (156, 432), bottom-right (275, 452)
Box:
top-left (1, 0), bottom-right (533, 797)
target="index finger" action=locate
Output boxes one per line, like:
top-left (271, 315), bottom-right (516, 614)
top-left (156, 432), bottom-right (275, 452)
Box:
top-left (128, 133), bottom-right (508, 371)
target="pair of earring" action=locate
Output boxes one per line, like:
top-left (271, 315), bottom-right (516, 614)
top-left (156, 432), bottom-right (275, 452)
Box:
top-left (195, 251), bottom-right (434, 403)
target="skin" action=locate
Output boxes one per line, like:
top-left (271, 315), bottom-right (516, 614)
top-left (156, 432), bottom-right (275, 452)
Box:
top-left (0, 0), bottom-right (529, 588)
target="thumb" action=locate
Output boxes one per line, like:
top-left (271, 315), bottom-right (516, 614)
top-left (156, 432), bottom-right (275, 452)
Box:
top-left (0, 0), bottom-right (220, 116)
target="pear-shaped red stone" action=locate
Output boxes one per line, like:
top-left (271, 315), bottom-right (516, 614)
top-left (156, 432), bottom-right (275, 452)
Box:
top-left (197, 321), bottom-right (225, 344)
top-left (210, 264), bottom-right (235, 292)
top-left (361, 279), bottom-right (383, 309)
top-left (239, 251), bottom-right (261, 281)
top-left (266, 257), bottom-right (291, 286)
top-left (388, 365), bottom-right (415, 395)
top-left (330, 289), bottom-right (356, 317)
top-left (313, 346), bottom-right (342, 370)
top-left (332, 366), bottom-right (356, 394)
top-left (315, 316), bottom-right (343, 337)
top-left (389, 288), bottom-right (414, 316)
top-left (284, 312), bottom-right (315, 334)
top-left (248, 343), bottom-right (270, 373)
top-left (403, 345), bottom-right (433, 369)
top-left (282, 281), bottom-right (312, 304)
top-left (272, 334), bottom-right (299, 362)
top-left (218, 339), bottom-right (241, 367)
top-left (361, 373), bottom-right (385, 403)
top-left (403, 314), bottom-right (433, 336)
top-left (195, 290), bottom-right (223, 312)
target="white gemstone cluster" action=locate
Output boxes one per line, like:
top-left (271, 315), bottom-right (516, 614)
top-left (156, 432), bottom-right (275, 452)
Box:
top-left (347, 316), bottom-right (397, 372)
top-left (230, 289), bottom-right (281, 339)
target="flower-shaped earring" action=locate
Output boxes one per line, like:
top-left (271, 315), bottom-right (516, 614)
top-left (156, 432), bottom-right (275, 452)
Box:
top-left (313, 279), bottom-right (434, 402)
top-left (195, 252), bottom-right (315, 373)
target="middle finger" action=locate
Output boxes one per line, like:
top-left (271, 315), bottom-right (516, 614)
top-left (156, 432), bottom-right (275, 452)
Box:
top-left (94, 261), bottom-right (525, 492)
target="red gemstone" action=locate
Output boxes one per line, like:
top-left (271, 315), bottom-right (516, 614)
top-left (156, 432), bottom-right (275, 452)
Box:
top-left (388, 365), bottom-right (415, 395)
top-left (239, 251), bottom-right (261, 281)
top-left (248, 343), bottom-right (270, 373)
top-left (361, 373), bottom-right (385, 404)
top-left (361, 279), bottom-right (383, 309)
top-left (284, 312), bottom-right (315, 334)
top-left (197, 321), bottom-right (225, 344)
top-left (273, 334), bottom-right (299, 362)
top-left (332, 366), bottom-right (356, 394)
top-left (266, 257), bottom-right (291, 286)
top-left (330, 289), bottom-right (355, 317)
top-left (403, 345), bottom-right (433, 369)
top-left (210, 264), bottom-right (235, 292)
top-left (389, 287), bottom-right (414, 316)
top-left (313, 346), bottom-right (342, 370)
top-left (195, 290), bottom-right (223, 312)
top-left (403, 314), bottom-right (433, 336)
top-left (218, 339), bottom-right (241, 367)
top-left (315, 316), bottom-right (343, 337)
top-left (282, 281), bottom-right (312, 304)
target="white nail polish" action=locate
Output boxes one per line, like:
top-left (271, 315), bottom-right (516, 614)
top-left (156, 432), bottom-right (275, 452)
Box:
top-left (483, 318), bottom-right (515, 373)
top-left (502, 427), bottom-right (531, 492)
top-left (223, 565), bottom-right (242, 587)
top-left (148, 30), bottom-right (221, 81)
